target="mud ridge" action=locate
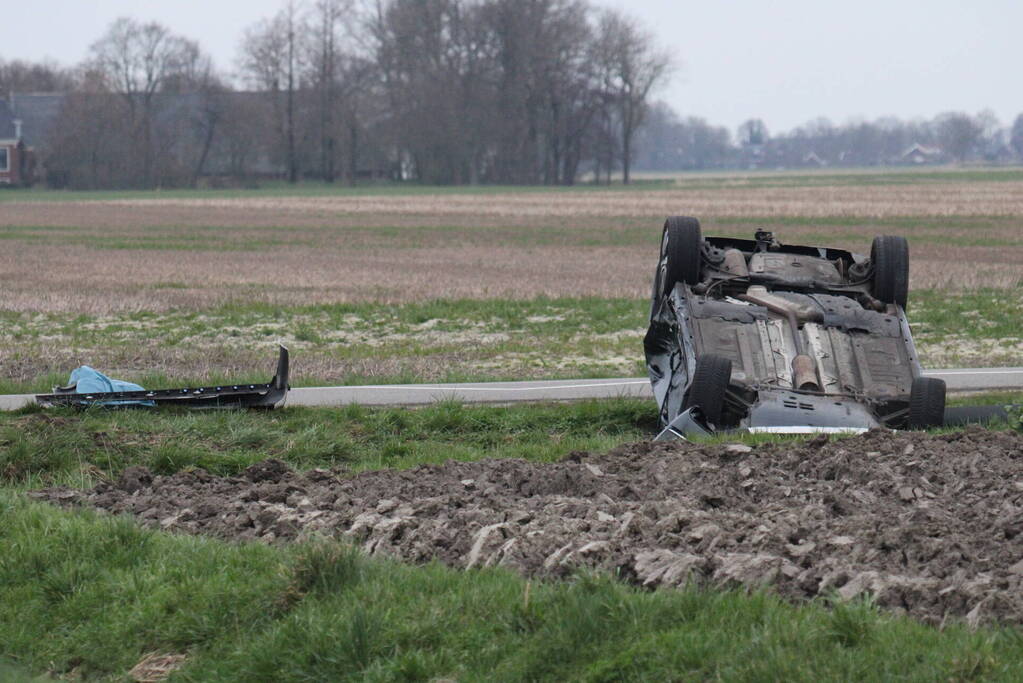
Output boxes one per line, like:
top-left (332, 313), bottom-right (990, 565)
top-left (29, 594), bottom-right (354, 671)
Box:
top-left (32, 426), bottom-right (1023, 625)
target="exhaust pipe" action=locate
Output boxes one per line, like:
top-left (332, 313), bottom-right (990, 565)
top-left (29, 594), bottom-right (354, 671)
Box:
top-left (739, 286), bottom-right (821, 391)
top-left (791, 354), bottom-right (820, 391)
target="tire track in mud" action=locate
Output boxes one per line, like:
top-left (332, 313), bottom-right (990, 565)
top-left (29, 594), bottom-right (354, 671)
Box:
top-left (33, 426), bottom-right (1023, 625)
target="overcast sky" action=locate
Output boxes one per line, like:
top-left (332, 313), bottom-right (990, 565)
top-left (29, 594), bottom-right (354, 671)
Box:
top-left (4, 0), bottom-right (1019, 133)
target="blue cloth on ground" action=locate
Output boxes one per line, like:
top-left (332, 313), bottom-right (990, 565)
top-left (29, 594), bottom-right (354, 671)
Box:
top-left (69, 366), bottom-right (155, 406)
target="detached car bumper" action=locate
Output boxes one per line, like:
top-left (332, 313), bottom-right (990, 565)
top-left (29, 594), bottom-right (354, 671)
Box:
top-left (35, 345), bottom-right (290, 410)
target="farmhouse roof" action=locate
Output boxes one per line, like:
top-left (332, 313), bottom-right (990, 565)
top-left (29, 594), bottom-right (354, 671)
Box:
top-left (802, 151), bottom-right (825, 166)
top-left (900, 143), bottom-right (941, 158)
top-left (0, 98), bottom-right (18, 140)
top-left (7, 93), bottom-right (65, 147)
top-left (4, 91), bottom-right (274, 151)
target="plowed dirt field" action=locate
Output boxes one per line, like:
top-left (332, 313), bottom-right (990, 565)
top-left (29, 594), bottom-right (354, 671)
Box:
top-left (35, 426), bottom-right (1023, 626)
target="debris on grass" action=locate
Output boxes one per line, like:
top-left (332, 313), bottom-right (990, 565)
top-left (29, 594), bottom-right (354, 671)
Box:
top-left (128, 652), bottom-right (186, 683)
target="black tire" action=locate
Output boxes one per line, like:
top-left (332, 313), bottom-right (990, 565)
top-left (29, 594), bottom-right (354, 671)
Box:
top-left (684, 354), bottom-right (732, 427)
top-left (943, 405), bottom-right (1009, 427)
top-left (907, 376), bottom-right (946, 429)
top-left (870, 235), bottom-right (909, 309)
top-left (659, 216), bottom-right (703, 297)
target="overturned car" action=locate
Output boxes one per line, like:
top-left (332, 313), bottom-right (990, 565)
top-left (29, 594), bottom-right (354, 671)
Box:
top-left (644, 217), bottom-right (945, 440)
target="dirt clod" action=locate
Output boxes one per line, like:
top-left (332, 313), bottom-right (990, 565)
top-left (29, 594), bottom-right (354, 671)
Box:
top-left (117, 466), bottom-right (153, 493)
top-left (31, 426), bottom-right (1023, 625)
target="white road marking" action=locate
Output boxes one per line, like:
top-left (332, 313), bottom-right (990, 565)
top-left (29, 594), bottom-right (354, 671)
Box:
top-left (1, 369), bottom-right (1021, 411)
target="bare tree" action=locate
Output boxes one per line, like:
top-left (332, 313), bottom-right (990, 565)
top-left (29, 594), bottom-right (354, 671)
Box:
top-left (40, 0), bottom-right (682, 189)
top-left (1011, 114), bottom-right (1023, 160)
top-left (240, 1), bottom-right (304, 182)
top-left (541, 0), bottom-right (601, 185)
top-left (89, 18), bottom-right (202, 186)
top-left (303, 0), bottom-right (377, 185)
top-left (336, 55), bottom-right (378, 185)
top-left (935, 112), bottom-right (982, 162)
top-left (45, 93), bottom-right (129, 188)
top-left (304, 0), bottom-right (350, 182)
top-left (371, 0), bottom-right (497, 184)
top-left (593, 9), bottom-right (672, 184)
top-left (0, 58), bottom-right (76, 92)
top-left (190, 71), bottom-right (230, 187)
top-left (633, 104), bottom-right (732, 171)
top-left (484, 0), bottom-right (593, 184)
top-left (737, 119), bottom-right (768, 146)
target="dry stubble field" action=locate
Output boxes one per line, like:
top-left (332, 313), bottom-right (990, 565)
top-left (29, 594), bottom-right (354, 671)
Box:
top-left (1, 170), bottom-right (1022, 389)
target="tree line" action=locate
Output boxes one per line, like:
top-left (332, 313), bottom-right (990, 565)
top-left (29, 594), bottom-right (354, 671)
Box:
top-left (1, 0), bottom-right (672, 189)
top-left (3, 1), bottom-right (1023, 190)
top-left (635, 106), bottom-right (1023, 171)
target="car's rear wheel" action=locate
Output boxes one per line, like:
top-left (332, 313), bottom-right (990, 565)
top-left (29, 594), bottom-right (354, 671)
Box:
top-left (870, 235), bottom-right (909, 309)
top-left (907, 376), bottom-right (945, 429)
top-left (659, 216), bottom-right (703, 297)
top-left (684, 354), bottom-right (732, 427)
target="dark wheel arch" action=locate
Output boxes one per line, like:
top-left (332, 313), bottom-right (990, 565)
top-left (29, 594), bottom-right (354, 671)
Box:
top-left (683, 354), bottom-right (732, 427)
top-left (908, 376), bottom-right (946, 429)
top-left (871, 235), bottom-right (909, 309)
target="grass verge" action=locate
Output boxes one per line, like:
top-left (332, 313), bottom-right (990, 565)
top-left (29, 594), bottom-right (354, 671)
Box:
top-left (2, 398), bottom-right (1022, 679)
top-left (3, 394), bottom-right (1019, 491)
top-left (0, 399), bottom-right (658, 489)
top-left (3, 491), bottom-right (1023, 682)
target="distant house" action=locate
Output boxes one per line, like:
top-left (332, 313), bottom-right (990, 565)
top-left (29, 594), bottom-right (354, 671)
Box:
top-left (0, 98), bottom-right (29, 185)
top-left (7, 93), bottom-right (65, 186)
top-left (0, 93), bottom-right (65, 186)
top-left (802, 151), bottom-right (826, 167)
top-left (900, 143), bottom-right (942, 165)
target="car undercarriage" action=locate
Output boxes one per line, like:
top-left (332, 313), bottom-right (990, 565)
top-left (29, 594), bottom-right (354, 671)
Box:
top-left (644, 217), bottom-right (946, 440)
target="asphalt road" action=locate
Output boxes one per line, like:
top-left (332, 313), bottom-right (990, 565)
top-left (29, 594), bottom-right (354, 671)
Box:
top-left (1, 368), bottom-right (1021, 411)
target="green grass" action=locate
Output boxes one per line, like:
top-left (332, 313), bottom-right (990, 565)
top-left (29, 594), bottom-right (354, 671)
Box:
top-left (1, 215), bottom-right (1020, 254)
top-left (3, 166), bottom-right (1022, 203)
top-left (0, 178), bottom-right (677, 203)
top-left (3, 491), bottom-right (1023, 682)
top-left (949, 391), bottom-right (1023, 406)
top-left (910, 288), bottom-right (1023, 341)
top-left (1, 396), bottom-right (1021, 679)
top-left (908, 287), bottom-right (1023, 367)
top-left (0, 399), bottom-right (658, 489)
top-left (2, 288), bottom-right (1020, 394)
top-left (0, 297), bottom-right (649, 393)
top-left (3, 396), bottom-right (1018, 491)
top-left (668, 166), bottom-right (1023, 189)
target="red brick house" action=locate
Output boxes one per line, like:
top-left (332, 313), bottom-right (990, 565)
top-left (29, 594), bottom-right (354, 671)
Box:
top-left (0, 98), bottom-right (33, 186)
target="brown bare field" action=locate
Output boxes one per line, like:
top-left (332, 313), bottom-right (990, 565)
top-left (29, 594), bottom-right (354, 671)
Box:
top-left (0, 176), bottom-right (1020, 386)
top-left (0, 235), bottom-right (1018, 315)
top-left (41, 178), bottom-right (1023, 218)
top-left (1, 179), bottom-right (1022, 314)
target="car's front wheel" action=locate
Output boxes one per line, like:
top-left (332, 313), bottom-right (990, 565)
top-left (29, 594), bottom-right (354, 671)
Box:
top-left (683, 354), bottom-right (732, 427)
top-left (907, 376), bottom-right (946, 429)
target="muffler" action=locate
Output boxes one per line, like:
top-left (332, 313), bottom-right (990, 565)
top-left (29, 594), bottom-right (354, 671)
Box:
top-left (791, 354), bottom-right (820, 391)
top-left (739, 286), bottom-right (821, 391)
